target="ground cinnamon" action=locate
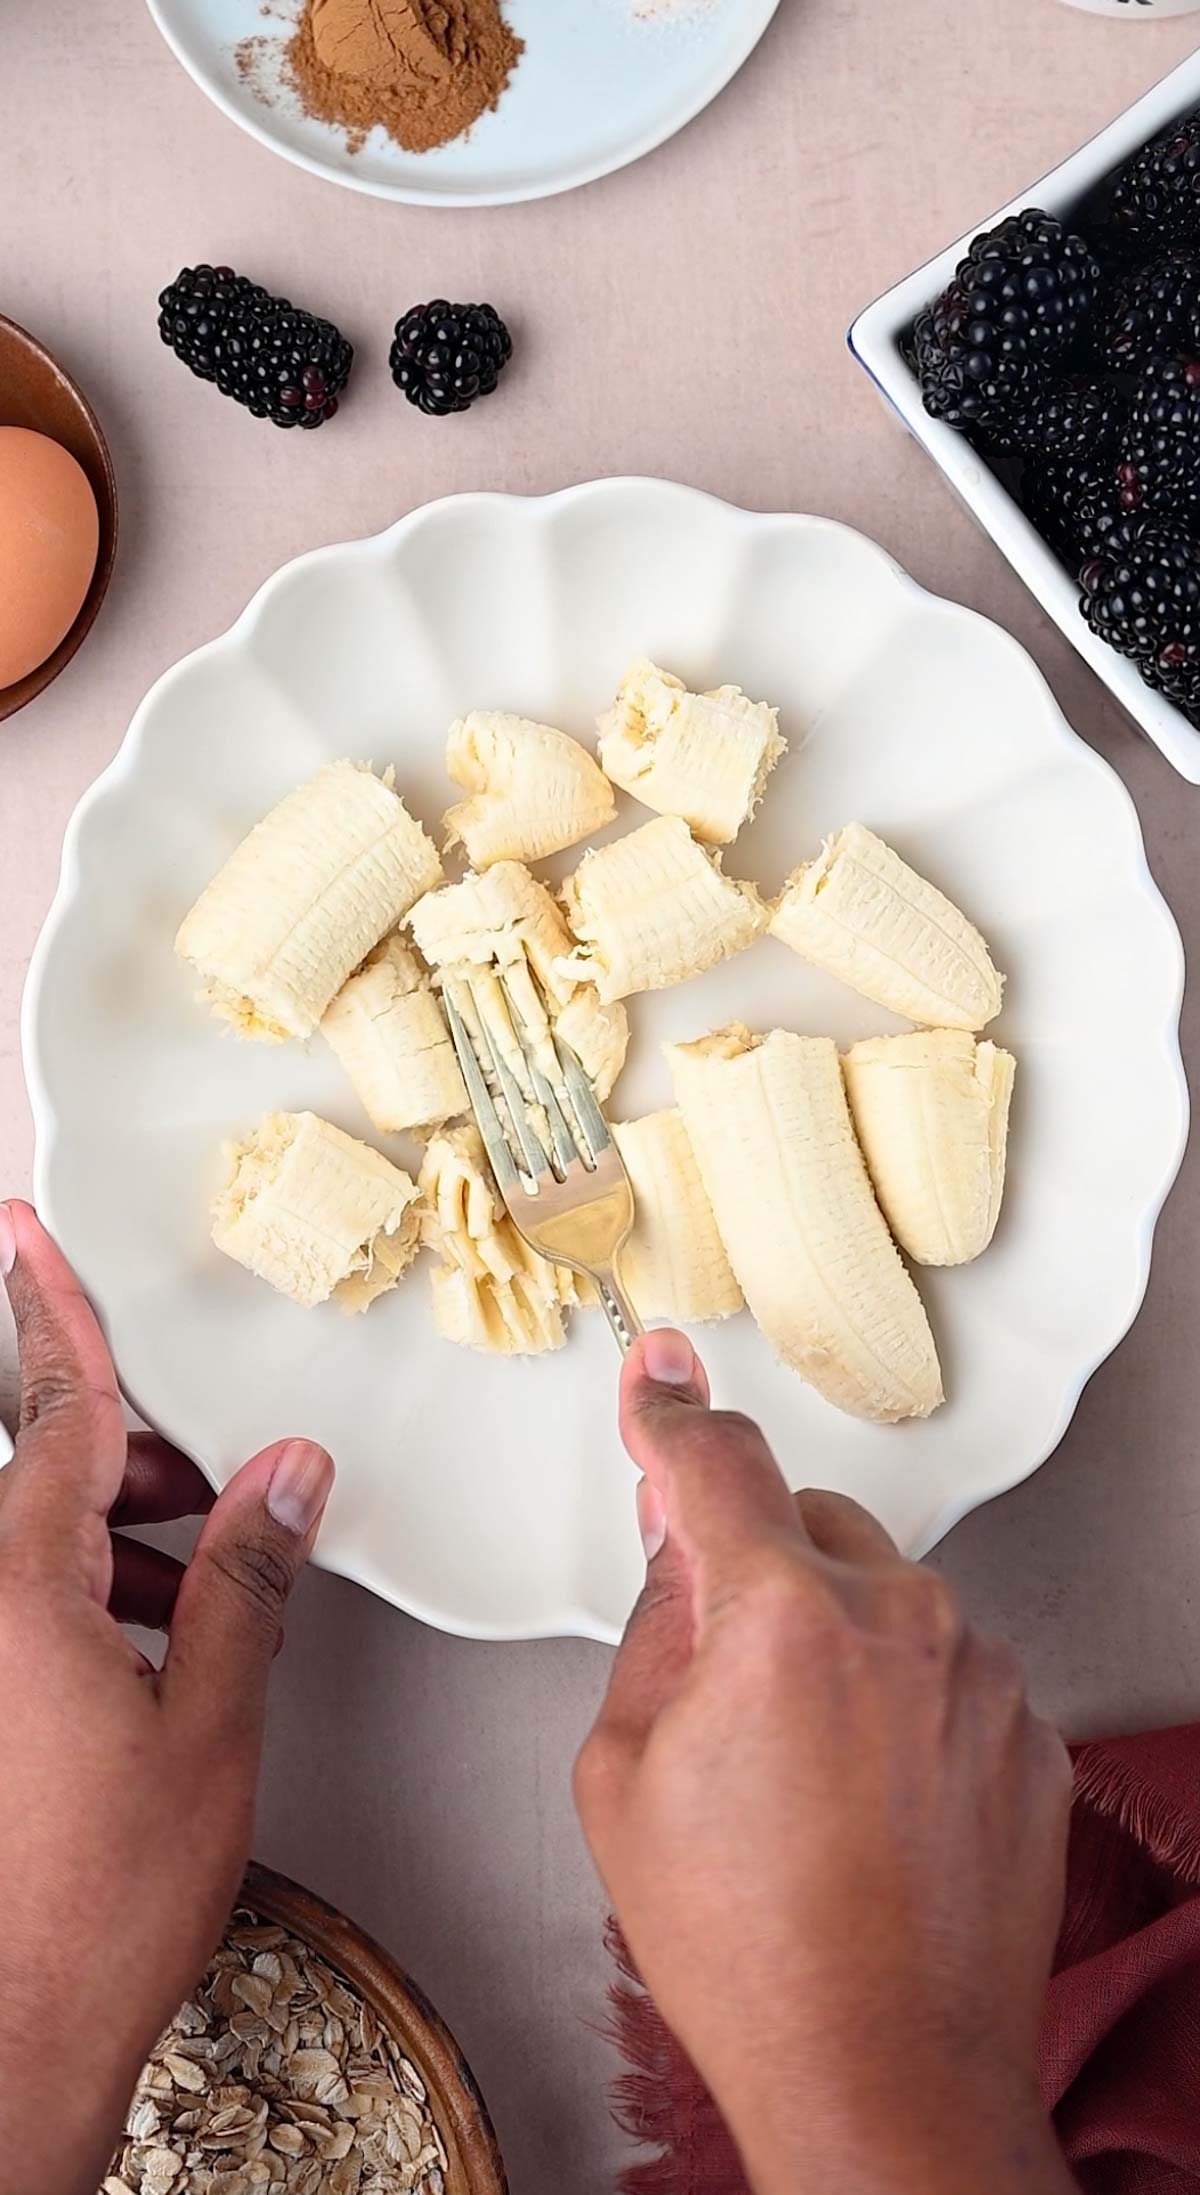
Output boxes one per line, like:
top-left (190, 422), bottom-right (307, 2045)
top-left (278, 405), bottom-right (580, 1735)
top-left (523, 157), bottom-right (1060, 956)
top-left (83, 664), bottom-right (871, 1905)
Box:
top-left (283, 0), bottom-right (523, 156)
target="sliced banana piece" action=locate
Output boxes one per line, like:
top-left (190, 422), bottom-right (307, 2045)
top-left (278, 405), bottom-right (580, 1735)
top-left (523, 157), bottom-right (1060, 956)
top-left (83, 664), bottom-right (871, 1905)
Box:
top-left (598, 658), bottom-right (785, 844)
top-left (612, 1109), bottom-right (742, 1325)
top-left (843, 1030), bottom-right (1016, 1268)
top-left (212, 1110), bottom-right (421, 1313)
top-left (558, 816), bottom-right (766, 1003)
top-left (177, 761), bottom-right (443, 1042)
top-left (668, 1025), bottom-right (943, 1423)
top-left (322, 934), bottom-right (467, 1135)
top-left (419, 1124), bottom-right (579, 1353)
top-left (443, 710), bottom-right (616, 866)
top-left (408, 859), bottom-right (628, 1102)
top-left (769, 822), bottom-right (1003, 1031)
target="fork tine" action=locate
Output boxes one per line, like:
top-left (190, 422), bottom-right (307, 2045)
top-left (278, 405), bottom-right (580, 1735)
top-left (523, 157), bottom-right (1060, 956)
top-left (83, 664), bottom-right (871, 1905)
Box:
top-left (465, 979), bottom-right (553, 1184)
top-left (519, 962), bottom-right (614, 1162)
top-left (442, 984), bottom-right (522, 1198)
top-left (552, 1031), bottom-right (613, 1162)
top-left (497, 973), bottom-right (582, 1179)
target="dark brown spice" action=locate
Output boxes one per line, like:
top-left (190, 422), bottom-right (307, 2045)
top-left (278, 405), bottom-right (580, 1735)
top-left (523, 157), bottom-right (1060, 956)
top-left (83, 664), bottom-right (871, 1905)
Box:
top-left (278, 0), bottom-right (523, 157)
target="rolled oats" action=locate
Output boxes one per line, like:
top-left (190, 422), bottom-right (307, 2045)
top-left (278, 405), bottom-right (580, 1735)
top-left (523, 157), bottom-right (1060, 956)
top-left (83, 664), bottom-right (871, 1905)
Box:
top-left (102, 1909), bottom-right (449, 2195)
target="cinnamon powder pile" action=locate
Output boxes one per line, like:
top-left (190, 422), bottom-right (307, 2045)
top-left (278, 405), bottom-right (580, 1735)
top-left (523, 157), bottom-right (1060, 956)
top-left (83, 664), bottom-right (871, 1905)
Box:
top-left (282, 0), bottom-right (523, 155)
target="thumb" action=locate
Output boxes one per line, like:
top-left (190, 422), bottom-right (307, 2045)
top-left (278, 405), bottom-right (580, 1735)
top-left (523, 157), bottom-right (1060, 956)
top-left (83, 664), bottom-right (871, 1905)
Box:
top-left (582, 1335), bottom-right (712, 1773)
top-left (162, 1439), bottom-right (333, 1750)
top-left (620, 1332), bottom-right (804, 1631)
top-left (619, 1328), bottom-right (711, 1446)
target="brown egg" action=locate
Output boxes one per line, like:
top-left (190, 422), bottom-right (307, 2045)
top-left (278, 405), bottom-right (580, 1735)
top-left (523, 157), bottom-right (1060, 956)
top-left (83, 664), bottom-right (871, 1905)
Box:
top-left (0, 427), bottom-right (99, 690)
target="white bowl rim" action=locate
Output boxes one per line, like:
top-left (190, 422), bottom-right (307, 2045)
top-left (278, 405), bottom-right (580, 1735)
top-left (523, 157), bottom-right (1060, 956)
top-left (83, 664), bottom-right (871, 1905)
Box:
top-left (19, 477), bottom-right (1190, 1637)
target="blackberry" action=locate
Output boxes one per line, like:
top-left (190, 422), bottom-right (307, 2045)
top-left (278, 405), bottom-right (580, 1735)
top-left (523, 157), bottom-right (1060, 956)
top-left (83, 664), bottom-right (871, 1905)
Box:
top-left (913, 209), bottom-right (1102, 436)
top-left (1022, 454), bottom-right (1133, 574)
top-left (1099, 251), bottom-right (1200, 372)
top-left (1114, 352), bottom-right (1200, 521)
top-left (1150, 647), bottom-right (1200, 724)
top-left (1105, 108), bottom-right (1200, 253)
top-left (1080, 521), bottom-right (1200, 722)
top-left (389, 301), bottom-right (511, 416)
top-left (997, 373), bottom-right (1125, 462)
top-left (158, 265), bottom-right (351, 429)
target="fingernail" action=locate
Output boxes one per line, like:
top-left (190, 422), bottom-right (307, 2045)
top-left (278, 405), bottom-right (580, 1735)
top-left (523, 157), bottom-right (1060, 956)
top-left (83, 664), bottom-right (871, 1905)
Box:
top-left (642, 1328), bottom-right (696, 1387)
top-left (267, 1441), bottom-right (334, 1536)
top-left (638, 1478), bottom-right (666, 1564)
top-left (0, 1206), bottom-right (14, 1280)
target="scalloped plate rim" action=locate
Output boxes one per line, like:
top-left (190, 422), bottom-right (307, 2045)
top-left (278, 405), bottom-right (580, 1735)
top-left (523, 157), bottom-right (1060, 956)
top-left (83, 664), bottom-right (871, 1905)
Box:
top-left (20, 478), bottom-right (1190, 1642)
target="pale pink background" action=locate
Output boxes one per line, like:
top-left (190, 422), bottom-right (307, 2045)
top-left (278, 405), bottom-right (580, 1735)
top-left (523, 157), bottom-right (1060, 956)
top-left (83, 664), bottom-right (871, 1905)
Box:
top-left (4, 3), bottom-right (1200, 2188)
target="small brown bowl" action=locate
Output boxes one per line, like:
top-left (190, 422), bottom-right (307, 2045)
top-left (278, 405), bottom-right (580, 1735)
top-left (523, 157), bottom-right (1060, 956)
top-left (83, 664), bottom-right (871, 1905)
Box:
top-left (0, 315), bottom-right (118, 722)
top-left (244, 1861), bottom-right (509, 2195)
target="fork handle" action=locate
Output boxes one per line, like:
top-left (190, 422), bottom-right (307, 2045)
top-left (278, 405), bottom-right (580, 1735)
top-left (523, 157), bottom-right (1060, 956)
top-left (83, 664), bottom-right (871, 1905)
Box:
top-left (595, 1272), bottom-right (644, 1355)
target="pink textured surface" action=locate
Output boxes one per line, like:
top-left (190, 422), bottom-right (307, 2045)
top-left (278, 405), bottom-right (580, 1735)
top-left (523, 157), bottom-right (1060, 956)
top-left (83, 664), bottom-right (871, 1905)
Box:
top-left (2, 2), bottom-right (1200, 2188)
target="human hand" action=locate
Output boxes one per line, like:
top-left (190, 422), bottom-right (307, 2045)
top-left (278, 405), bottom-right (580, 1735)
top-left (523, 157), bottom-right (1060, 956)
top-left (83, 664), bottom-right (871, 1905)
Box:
top-left (0, 1202), bottom-right (334, 2195)
top-left (575, 1331), bottom-right (1074, 2195)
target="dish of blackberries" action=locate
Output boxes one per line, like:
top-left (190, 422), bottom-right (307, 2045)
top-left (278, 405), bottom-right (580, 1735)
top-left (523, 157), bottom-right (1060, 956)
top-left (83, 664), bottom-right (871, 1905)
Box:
top-left (911, 107), bottom-right (1200, 730)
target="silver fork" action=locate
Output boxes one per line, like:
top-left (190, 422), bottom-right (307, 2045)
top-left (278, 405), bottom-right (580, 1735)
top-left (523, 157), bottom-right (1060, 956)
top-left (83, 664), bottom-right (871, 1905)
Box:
top-left (442, 974), bottom-right (644, 1354)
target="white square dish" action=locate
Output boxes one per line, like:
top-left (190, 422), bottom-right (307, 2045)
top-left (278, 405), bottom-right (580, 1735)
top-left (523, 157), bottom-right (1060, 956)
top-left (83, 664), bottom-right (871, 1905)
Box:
top-left (849, 49), bottom-right (1200, 784)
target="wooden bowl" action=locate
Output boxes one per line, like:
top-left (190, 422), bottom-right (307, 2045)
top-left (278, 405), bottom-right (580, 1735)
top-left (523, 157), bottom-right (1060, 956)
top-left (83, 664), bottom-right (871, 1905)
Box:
top-left (244, 1861), bottom-right (508, 2195)
top-left (0, 316), bottom-right (118, 722)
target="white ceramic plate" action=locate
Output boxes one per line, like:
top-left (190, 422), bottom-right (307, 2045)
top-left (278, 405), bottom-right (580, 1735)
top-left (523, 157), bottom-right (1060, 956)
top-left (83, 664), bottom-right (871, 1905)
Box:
top-left (22, 480), bottom-right (1188, 1643)
top-left (144, 0), bottom-right (780, 207)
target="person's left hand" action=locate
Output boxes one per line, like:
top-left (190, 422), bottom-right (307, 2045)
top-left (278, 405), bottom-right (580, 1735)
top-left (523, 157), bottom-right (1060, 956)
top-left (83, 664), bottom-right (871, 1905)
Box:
top-left (0, 1201), bottom-right (334, 2195)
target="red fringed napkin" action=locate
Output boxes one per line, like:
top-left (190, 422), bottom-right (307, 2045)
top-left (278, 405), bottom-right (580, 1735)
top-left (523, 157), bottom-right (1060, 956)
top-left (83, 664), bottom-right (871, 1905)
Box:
top-left (607, 1726), bottom-right (1200, 2195)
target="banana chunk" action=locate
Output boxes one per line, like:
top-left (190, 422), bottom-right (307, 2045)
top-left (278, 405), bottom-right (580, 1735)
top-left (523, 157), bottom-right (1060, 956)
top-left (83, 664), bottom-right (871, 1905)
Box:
top-left (322, 935), bottom-right (467, 1135)
top-left (177, 761), bottom-right (443, 1042)
top-left (769, 822), bottom-right (1004, 1031)
top-left (613, 1109), bottom-right (742, 1325)
top-left (443, 711), bottom-right (616, 866)
top-left (843, 1030), bottom-right (1016, 1268)
top-left (408, 860), bottom-right (628, 1102)
top-left (598, 659), bottom-right (785, 844)
top-left (419, 1124), bottom-right (579, 1353)
top-left (558, 817), bottom-right (766, 1003)
top-left (669, 1026), bottom-right (943, 1423)
top-left (212, 1110), bottom-right (421, 1314)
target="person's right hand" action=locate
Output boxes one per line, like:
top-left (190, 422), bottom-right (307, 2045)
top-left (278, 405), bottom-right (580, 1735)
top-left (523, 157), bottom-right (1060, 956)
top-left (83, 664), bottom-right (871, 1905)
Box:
top-left (575, 1330), bottom-right (1074, 2195)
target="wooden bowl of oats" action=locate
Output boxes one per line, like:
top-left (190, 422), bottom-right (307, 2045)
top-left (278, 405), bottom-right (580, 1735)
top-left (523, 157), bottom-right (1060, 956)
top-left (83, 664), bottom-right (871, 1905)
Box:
top-left (105, 1861), bottom-right (507, 2195)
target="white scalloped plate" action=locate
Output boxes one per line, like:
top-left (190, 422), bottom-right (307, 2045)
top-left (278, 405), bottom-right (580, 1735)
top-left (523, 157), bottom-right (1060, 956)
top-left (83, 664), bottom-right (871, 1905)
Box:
top-left (22, 481), bottom-right (1188, 1642)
